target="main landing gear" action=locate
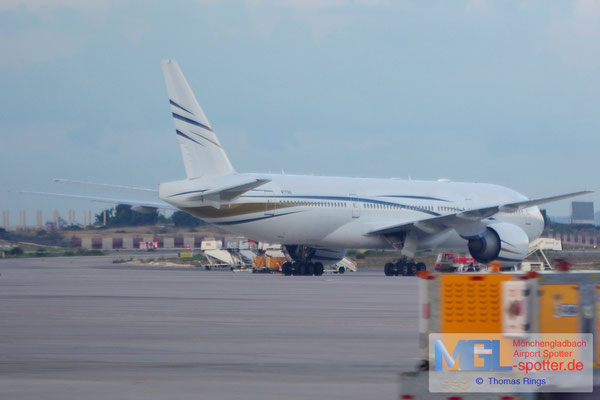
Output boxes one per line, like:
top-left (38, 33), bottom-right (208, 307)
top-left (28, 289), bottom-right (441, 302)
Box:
top-left (282, 245), bottom-right (325, 276)
top-left (384, 258), bottom-right (426, 277)
top-left (281, 261), bottom-right (324, 276)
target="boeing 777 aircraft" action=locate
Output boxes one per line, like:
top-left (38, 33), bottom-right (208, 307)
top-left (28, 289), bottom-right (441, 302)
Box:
top-left (23, 60), bottom-right (591, 276)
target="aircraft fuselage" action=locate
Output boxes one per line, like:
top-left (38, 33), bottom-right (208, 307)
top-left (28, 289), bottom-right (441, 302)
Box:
top-left (160, 173), bottom-right (544, 251)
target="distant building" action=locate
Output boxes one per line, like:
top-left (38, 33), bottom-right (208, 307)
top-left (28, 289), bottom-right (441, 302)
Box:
top-left (571, 201), bottom-right (595, 225)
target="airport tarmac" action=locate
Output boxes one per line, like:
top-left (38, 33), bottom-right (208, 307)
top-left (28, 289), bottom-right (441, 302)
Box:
top-left (0, 256), bottom-right (419, 400)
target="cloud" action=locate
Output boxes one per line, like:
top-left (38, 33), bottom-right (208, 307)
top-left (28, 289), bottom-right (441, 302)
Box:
top-left (465, 0), bottom-right (489, 12)
top-left (292, 10), bottom-right (357, 41)
top-left (546, 0), bottom-right (600, 70)
top-left (0, 0), bottom-right (112, 66)
top-left (463, 0), bottom-right (600, 70)
top-left (0, 121), bottom-right (79, 156)
top-left (244, 0), bottom-right (342, 8)
top-left (572, 0), bottom-right (600, 35)
top-left (244, 0), bottom-right (380, 8)
top-left (0, 30), bottom-right (83, 66)
top-left (239, 0), bottom-right (384, 40)
top-left (0, 0), bottom-right (108, 13)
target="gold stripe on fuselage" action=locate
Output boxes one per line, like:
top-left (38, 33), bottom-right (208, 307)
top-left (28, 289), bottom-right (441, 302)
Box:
top-left (181, 202), bottom-right (297, 219)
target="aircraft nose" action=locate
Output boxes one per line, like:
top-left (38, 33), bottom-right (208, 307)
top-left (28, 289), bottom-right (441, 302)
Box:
top-left (533, 207), bottom-right (545, 239)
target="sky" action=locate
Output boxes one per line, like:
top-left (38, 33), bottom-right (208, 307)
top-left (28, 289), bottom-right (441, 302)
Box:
top-left (1, 0), bottom-right (599, 226)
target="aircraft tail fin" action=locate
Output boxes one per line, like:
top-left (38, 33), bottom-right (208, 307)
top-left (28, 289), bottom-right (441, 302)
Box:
top-left (161, 60), bottom-right (234, 179)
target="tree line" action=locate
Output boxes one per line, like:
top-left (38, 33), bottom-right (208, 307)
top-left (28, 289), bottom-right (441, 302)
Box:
top-left (95, 205), bottom-right (205, 228)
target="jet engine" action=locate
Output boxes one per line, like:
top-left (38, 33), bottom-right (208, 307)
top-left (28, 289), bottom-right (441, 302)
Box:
top-left (467, 222), bottom-right (529, 264)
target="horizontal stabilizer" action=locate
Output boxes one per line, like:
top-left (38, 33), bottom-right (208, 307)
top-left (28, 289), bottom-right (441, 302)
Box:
top-left (191, 178), bottom-right (271, 202)
top-left (14, 190), bottom-right (176, 210)
top-left (54, 178), bottom-right (158, 193)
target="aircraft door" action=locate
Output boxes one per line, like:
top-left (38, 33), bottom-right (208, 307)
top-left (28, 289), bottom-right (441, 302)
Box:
top-left (350, 194), bottom-right (360, 218)
top-left (263, 191), bottom-right (285, 239)
top-left (264, 191), bottom-right (276, 216)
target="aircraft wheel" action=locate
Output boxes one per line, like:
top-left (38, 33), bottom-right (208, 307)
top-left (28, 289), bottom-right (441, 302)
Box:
top-left (395, 260), bottom-right (404, 276)
top-left (384, 262), bottom-right (394, 276)
top-left (401, 264), bottom-right (409, 277)
top-left (314, 262), bottom-right (324, 276)
top-left (282, 262), bottom-right (292, 276)
top-left (205, 265), bottom-right (211, 271)
top-left (416, 262), bottom-right (426, 272)
top-left (306, 263), bottom-right (315, 276)
top-left (408, 262), bottom-right (417, 276)
top-left (291, 263), bottom-right (301, 276)
top-left (298, 262), bottom-right (307, 276)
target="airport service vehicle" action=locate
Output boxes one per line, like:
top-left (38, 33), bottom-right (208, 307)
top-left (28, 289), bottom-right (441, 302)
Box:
top-left (434, 252), bottom-right (482, 272)
top-left (201, 240), bottom-right (249, 270)
top-left (327, 257), bottom-right (358, 274)
top-left (25, 60), bottom-right (592, 276)
top-left (514, 237), bottom-right (562, 272)
top-left (251, 255), bottom-right (287, 274)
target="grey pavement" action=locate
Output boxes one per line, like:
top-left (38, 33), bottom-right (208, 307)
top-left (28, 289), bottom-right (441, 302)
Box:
top-left (0, 256), bottom-right (419, 400)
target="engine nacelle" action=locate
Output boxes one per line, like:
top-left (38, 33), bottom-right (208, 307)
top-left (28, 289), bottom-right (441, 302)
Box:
top-left (467, 222), bottom-right (529, 264)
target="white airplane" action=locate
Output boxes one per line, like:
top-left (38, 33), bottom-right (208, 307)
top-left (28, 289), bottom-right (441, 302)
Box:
top-left (22, 60), bottom-right (592, 276)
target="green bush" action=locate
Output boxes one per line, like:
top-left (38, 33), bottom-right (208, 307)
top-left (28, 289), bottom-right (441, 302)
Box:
top-left (75, 248), bottom-right (104, 256)
top-left (8, 247), bottom-right (24, 256)
top-left (172, 211), bottom-right (204, 227)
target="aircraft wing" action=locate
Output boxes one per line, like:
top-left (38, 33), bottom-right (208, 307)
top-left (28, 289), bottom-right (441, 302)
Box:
top-left (367, 190), bottom-right (593, 236)
top-left (14, 190), bottom-right (177, 211)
